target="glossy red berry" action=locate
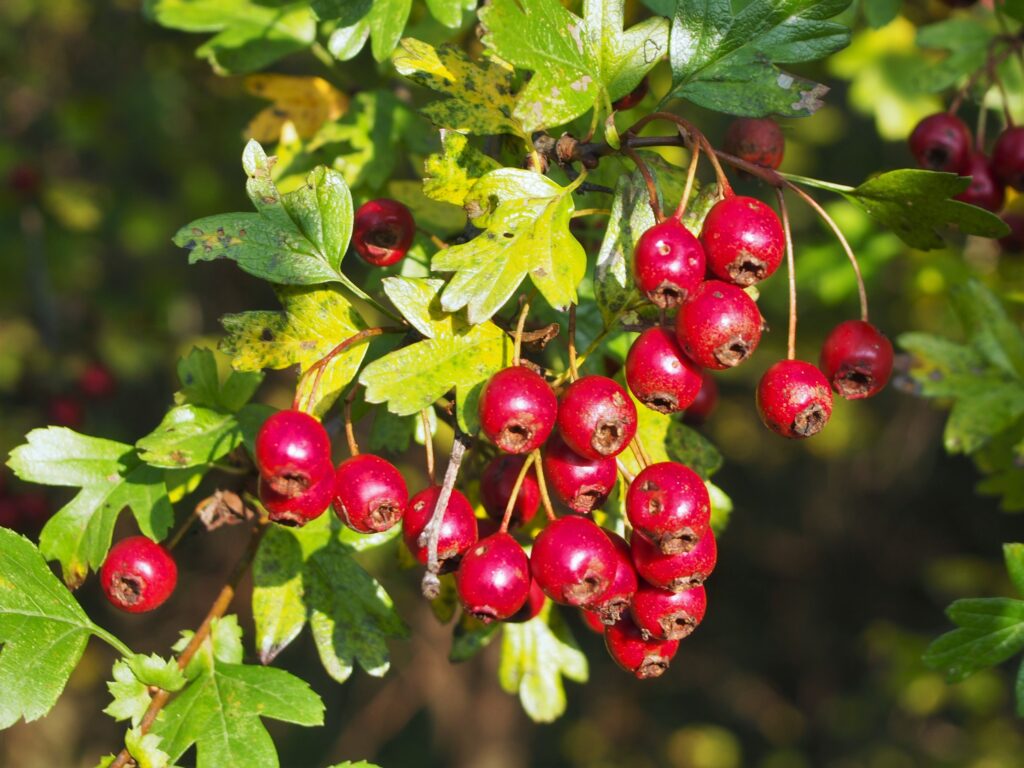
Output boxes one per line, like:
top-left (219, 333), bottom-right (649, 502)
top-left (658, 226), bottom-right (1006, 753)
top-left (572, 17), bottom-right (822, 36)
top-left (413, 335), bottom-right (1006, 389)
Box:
top-left (259, 469), bottom-right (333, 526)
top-left (909, 113), bottom-right (971, 174)
top-left (605, 618), bottom-right (680, 679)
top-left (992, 127), bottom-right (1024, 192)
top-left (588, 531), bottom-right (638, 625)
top-left (455, 532), bottom-right (531, 622)
top-left (631, 583), bottom-right (707, 641)
top-left (48, 395), bottom-right (84, 429)
top-left (352, 198), bottom-right (415, 266)
top-left (530, 516), bottom-right (618, 606)
top-left (100, 536), bottom-right (177, 613)
top-left (676, 280), bottom-right (763, 370)
top-left (542, 433), bottom-right (617, 515)
top-left (557, 376), bottom-right (638, 460)
top-left (333, 454), bottom-right (408, 533)
top-left (580, 608), bottom-right (607, 634)
top-left (612, 77), bottom-right (648, 111)
top-left (683, 371), bottom-right (718, 425)
top-left (507, 578), bottom-right (547, 623)
top-left (78, 363), bottom-right (117, 399)
top-left (255, 410), bottom-right (333, 496)
top-left (723, 118), bottom-right (785, 170)
top-left (480, 455), bottom-right (539, 526)
top-left (757, 359), bottom-right (833, 438)
top-left (626, 462), bottom-right (710, 555)
top-left (631, 527), bottom-right (717, 591)
top-left (403, 486), bottom-right (478, 567)
top-left (633, 218), bottom-right (706, 308)
top-left (955, 154), bottom-right (1005, 212)
top-left (625, 327), bottom-right (703, 414)
top-left (701, 196), bottom-right (785, 286)
top-left (820, 320), bottom-right (894, 400)
top-left (479, 366), bottom-right (557, 454)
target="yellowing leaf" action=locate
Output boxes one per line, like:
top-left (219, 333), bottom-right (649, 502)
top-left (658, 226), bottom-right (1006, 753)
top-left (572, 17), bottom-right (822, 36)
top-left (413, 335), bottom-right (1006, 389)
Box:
top-left (245, 74), bottom-right (348, 142)
top-left (423, 131), bottom-right (501, 208)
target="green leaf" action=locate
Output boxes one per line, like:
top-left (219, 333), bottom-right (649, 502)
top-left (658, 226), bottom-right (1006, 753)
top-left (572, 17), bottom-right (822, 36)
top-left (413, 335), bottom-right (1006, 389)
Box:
top-left (944, 381), bottom-right (1024, 455)
top-left (913, 19), bottom-right (991, 94)
top-left (499, 603), bottom-right (587, 723)
top-left (326, 762), bottom-right (382, 768)
top-left (450, 615), bottom-right (501, 662)
top-left (1006, 0), bottom-right (1024, 23)
top-left (220, 284), bottom-right (368, 419)
top-left (950, 281), bottom-right (1024, 381)
top-left (316, 0), bottom-right (412, 62)
top-left (126, 728), bottom-right (172, 768)
top-left (176, 348), bottom-right (263, 413)
top-left (136, 405), bottom-right (244, 469)
top-left (668, 0), bottom-right (851, 117)
top-left (104, 660), bottom-right (153, 728)
top-left (359, 277), bottom-right (512, 433)
top-left (479, 0), bottom-right (668, 131)
top-left (595, 170), bottom-right (654, 324)
top-left (898, 332), bottom-right (986, 399)
top-left (1017, 657), bottom-right (1024, 717)
top-left (8, 428), bottom-right (173, 587)
top-left (126, 653), bottom-right (188, 692)
top-left (924, 597), bottom-right (1024, 683)
top-left (862, 0), bottom-right (901, 28)
top-left (1006, 544), bottom-right (1024, 597)
top-left (423, 132), bottom-right (502, 208)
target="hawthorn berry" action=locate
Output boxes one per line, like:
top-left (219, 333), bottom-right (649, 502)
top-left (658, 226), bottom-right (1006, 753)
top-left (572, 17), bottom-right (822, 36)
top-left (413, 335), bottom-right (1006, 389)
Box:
top-left (100, 536), bottom-right (177, 613)
top-left (992, 127), bottom-right (1024, 191)
top-left (625, 327), bottom-right (703, 414)
top-left (580, 608), bottom-right (607, 634)
top-left (507, 578), bottom-right (547, 623)
top-left (542, 433), bottom-right (617, 514)
top-left (480, 455), bottom-right (539, 526)
top-left (352, 198), bottom-right (415, 266)
top-left (909, 113), bottom-right (972, 174)
top-left (631, 527), bottom-right (718, 591)
top-left (633, 218), bottom-right (706, 308)
top-left (605, 617), bottom-right (680, 679)
top-left (1001, 213), bottom-right (1024, 252)
top-left (701, 195), bottom-right (785, 286)
top-left (757, 359), bottom-right (833, 438)
top-left (455, 532), bottom-right (531, 622)
top-left (955, 154), bottom-right (1005, 212)
top-left (588, 531), bottom-right (638, 625)
top-left (626, 462), bottom-right (710, 555)
top-left (48, 395), bottom-right (84, 429)
top-left (676, 280), bottom-right (763, 370)
top-left (333, 454), bottom-right (408, 533)
top-left (820, 320), bottom-right (894, 400)
top-left (260, 470), bottom-right (333, 526)
top-left (723, 118), bottom-right (785, 170)
top-left (631, 583), bottom-right (707, 641)
top-left (402, 486), bottom-right (478, 567)
top-left (683, 371), bottom-right (719, 426)
top-left (612, 78), bottom-right (648, 111)
top-left (530, 515), bottom-right (618, 606)
top-left (255, 410), bottom-right (333, 496)
top-left (78, 362), bottom-right (117, 399)
top-left (479, 366), bottom-right (557, 454)
top-left (0, 498), bottom-right (20, 530)
top-left (557, 375), bottom-right (638, 460)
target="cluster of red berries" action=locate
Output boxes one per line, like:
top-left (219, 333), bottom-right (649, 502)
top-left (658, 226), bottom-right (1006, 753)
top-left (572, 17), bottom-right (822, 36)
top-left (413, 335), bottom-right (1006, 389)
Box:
top-left (47, 361), bottom-right (118, 431)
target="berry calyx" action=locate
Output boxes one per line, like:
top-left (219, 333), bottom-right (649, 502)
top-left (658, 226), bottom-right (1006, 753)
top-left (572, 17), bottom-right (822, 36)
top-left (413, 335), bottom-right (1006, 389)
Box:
top-left (333, 454), bottom-right (408, 533)
top-left (352, 198), bottom-right (415, 266)
top-left (631, 583), bottom-right (707, 641)
top-left (455, 532), bottom-right (532, 622)
top-left (683, 371), bottom-right (719, 426)
top-left (625, 327), bottom-right (703, 414)
top-left (626, 462), bottom-right (711, 555)
top-left (676, 280), bottom-right (763, 370)
top-left (507, 578), bottom-right (547, 623)
top-left (481, 455), bottom-right (540, 526)
top-left (955, 154), bottom-right (1005, 212)
top-left (588, 531), bottom-right (638, 625)
top-left (756, 359), bottom-right (833, 438)
top-left (580, 608), bottom-right (607, 634)
top-left (479, 366), bottom-right (557, 455)
top-left (612, 78), bottom-right (648, 111)
top-left (260, 468), bottom-right (333, 527)
top-left (605, 618), bottom-right (680, 679)
top-left (100, 536), bottom-right (177, 613)
top-left (556, 375), bottom-right (638, 460)
top-left (255, 410), bottom-right (333, 497)
top-left (402, 486), bottom-right (478, 568)
top-left (633, 218), bottom-right (706, 308)
top-left (542, 433), bottom-right (617, 514)
top-left (723, 118), bottom-right (785, 170)
top-left (631, 527), bottom-right (718, 591)
top-left (992, 126), bottom-right (1024, 192)
top-left (820, 320), bottom-right (894, 400)
top-left (701, 196), bottom-right (785, 286)
top-left (530, 516), bottom-right (618, 606)
top-left (909, 113), bottom-right (972, 174)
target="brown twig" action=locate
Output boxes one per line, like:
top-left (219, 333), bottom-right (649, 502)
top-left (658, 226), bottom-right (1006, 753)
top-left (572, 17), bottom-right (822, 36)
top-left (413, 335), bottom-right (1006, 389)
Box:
top-left (419, 430), bottom-right (472, 598)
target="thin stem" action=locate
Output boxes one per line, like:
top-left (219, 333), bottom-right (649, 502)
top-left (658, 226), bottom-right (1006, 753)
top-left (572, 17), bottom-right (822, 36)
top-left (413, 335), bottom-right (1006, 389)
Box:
top-left (344, 385), bottom-right (360, 456)
top-left (91, 627), bottom-right (134, 659)
top-left (776, 188), bottom-right (798, 361)
top-left (622, 144), bottom-right (662, 221)
top-left (530, 448), bottom-right (557, 522)
top-left (976, 99), bottom-right (989, 153)
top-left (567, 304), bottom-right (580, 381)
top-left (293, 327), bottom-right (402, 412)
top-left (513, 300), bottom-right (530, 366)
top-left (571, 208), bottom-right (612, 218)
top-left (165, 502), bottom-right (202, 552)
top-left (420, 409), bottom-right (435, 485)
top-left (698, 134), bottom-right (732, 197)
top-left (616, 458), bottom-right (635, 485)
top-left (628, 439), bottom-right (649, 471)
top-left (419, 430), bottom-right (471, 598)
top-left (499, 453), bottom-right (536, 533)
top-left (673, 143), bottom-right (702, 221)
top-left (425, 230), bottom-right (449, 250)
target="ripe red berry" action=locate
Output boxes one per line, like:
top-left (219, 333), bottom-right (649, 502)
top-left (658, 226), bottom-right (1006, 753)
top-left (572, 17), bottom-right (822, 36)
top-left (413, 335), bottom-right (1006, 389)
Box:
top-left (631, 583), bottom-right (707, 641)
top-left (723, 118), bottom-right (785, 170)
top-left (455, 532), bottom-right (531, 622)
top-left (478, 366), bottom-right (557, 454)
top-left (631, 527), bottom-right (717, 591)
top-left (0, 498), bottom-right (21, 530)
top-left (48, 395), bottom-right (84, 429)
top-left (625, 327), bottom-right (703, 414)
top-left (955, 154), bottom-right (1005, 212)
top-left (352, 198), bottom-right (415, 266)
top-left (701, 196), bottom-right (785, 286)
top-left (820, 320), bottom-right (894, 400)
top-left (530, 516), bottom-right (618, 606)
top-left (259, 469), bottom-right (333, 526)
top-left (78, 362), bottom-right (117, 399)
top-left (542, 433), bottom-right (617, 515)
top-left (992, 127), bottom-right (1024, 192)
top-left (676, 280), bottom-right (763, 370)
top-left (580, 608), bottom-right (607, 634)
top-left (255, 410), bottom-right (332, 496)
top-left (909, 113), bottom-right (972, 174)
top-left (557, 376), bottom-right (638, 460)
top-left (507, 578), bottom-right (547, 623)
top-left (756, 359), bottom-right (833, 438)
top-left (612, 77), bottom-right (649, 111)
top-left (480, 455), bottom-right (539, 526)
top-left (403, 486), bottom-right (478, 567)
top-left (683, 371), bottom-right (718, 426)
top-left (100, 536), bottom-right (177, 613)
top-left (333, 454), bottom-right (408, 533)
top-left (588, 531), bottom-right (638, 625)
top-left (626, 462), bottom-right (710, 555)
top-left (8, 164), bottom-right (41, 197)
top-left (605, 618), bottom-right (680, 679)
top-left (633, 218), bottom-right (706, 308)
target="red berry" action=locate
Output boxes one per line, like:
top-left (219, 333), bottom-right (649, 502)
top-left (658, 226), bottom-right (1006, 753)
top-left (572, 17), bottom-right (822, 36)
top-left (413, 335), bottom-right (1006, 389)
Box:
top-left (333, 454), bottom-right (408, 533)
top-left (478, 366), bottom-right (557, 454)
top-left (955, 154), bottom-right (1005, 212)
top-left (909, 113), bottom-right (971, 174)
top-left (580, 608), bottom-right (607, 634)
top-left (352, 198), bottom-right (415, 266)
top-left (631, 528), bottom-right (717, 591)
top-left (625, 327), bottom-right (703, 414)
top-left (676, 280), bottom-right (763, 370)
top-left (542, 433), bottom-right (617, 515)
top-left (612, 78), bottom-right (649, 111)
top-left (588, 531), bottom-right (638, 625)
top-left (507, 578), bottom-right (547, 623)
top-left (683, 371), bottom-right (718, 425)
top-left (48, 395), bottom-right (84, 429)
top-left (455, 532), bottom-right (531, 622)
top-left (633, 218), bottom-right (706, 308)
top-left (626, 462), bottom-right (710, 555)
top-left (78, 362), bottom-right (117, 399)
top-left (701, 196), bottom-right (785, 286)
top-left (756, 359), bottom-right (833, 438)
top-left (8, 164), bottom-right (40, 197)
top-left (402, 486), bottom-right (478, 567)
top-left (480, 455), bottom-right (539, 526)
top-left (255, 410), bottom-right (333, 497)
top-left (530, 516), bottom-right (618, 606)
top-left (557, 376), bottom-right (638, 460)
top-left (820, 320), bottom-right (894, 400)
top-left (723, 118), bottom-right (785, 170)
top-left (1001, 213), bottom-right (1024, 252)
top-left (992, 127), bottom-right (1024, 192)
top-left (631, 583), bottom-right (707, 641)
top-left (0, 498), bottom-right (21, 530)
top-left (100, 536), bottom-right (177, 613)
top-left (604, 618), bottom-right (680, 679)
top-left (259, 469), bottom-right (333, 526)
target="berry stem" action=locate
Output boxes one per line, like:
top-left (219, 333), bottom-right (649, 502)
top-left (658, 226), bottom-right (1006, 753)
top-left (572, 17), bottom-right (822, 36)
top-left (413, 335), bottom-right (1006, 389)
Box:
top-left (344, 384), bottom-right (360, 456)
top-left (976, 99), bottom-right (989, 153)
top-left (628, 439), bottom-right (650, 470)
top-left (423, 229), bottom-right (449, 250)
top-left (616, 458), bottom-right (635, 484)
top-left (571, 208), bottom-right (612, 218)
top-left (499, 453), bottom-right (537, 533)
top-left (776, 187), bottom-right (798, 361)
top-left (513, 300), bottom-right (530, 366)
top-left (672, 143), bottom-right (702, 221)
top-left (530, 448), bottom-right (558, 522)
top-left (622, 144), bottom-right (663, 221)
top-left (420, 429), bottom-right (472, 598)
top-left (420, 409), bottom-right (435, 486)
top-left (293, 326), bottom-right (403, 412)
top-left (568, 304), bottom-right (580, 381)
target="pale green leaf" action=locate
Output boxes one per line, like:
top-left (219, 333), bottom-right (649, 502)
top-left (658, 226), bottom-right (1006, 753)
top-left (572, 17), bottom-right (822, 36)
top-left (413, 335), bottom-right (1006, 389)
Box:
top-left (423, 132), bottom-right (501, 208)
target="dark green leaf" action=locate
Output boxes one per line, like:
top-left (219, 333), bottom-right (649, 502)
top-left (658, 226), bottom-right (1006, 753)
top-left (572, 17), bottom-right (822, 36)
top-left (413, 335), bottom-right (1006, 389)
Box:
top-left (913, 19), bottom-right (991, 94)
top-left (176, 348), bottom-right (263, 413)
top-left (666, 423), bottom-right (723, 479)
top-left (950, 281), bottom-right (1024, 381)
top-left (1006, 544), bottom-right (1024, 598)
top-left (862, 0), bottom-right (901, 28)
top-left (450, 615), bottom-right (501, 662)
top-left (924, 597), bottom-right (1024, 683)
